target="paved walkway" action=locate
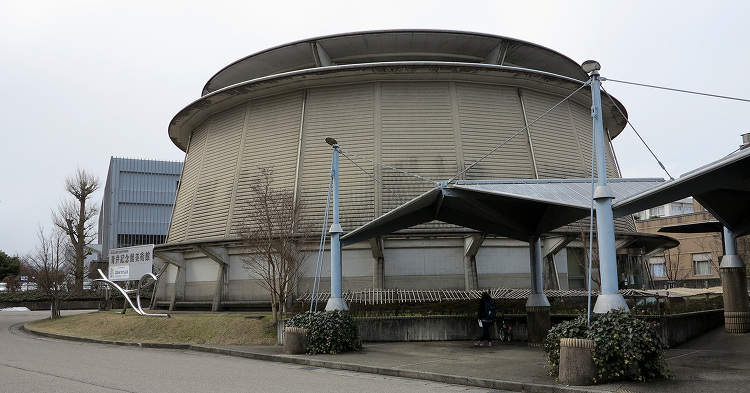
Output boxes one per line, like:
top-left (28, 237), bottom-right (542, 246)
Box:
top-left (23, 320), bottom-right (750, 393)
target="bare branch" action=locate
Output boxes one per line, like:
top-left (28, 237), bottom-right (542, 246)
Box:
top-left (235, 167), bottom-right (314, 324)
top-left (51, 167), bottom-right (100, 292)
top-left (27, 226), bottom-right (73, 318)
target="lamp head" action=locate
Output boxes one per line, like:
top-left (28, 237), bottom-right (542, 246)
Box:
top-left (581, 60), bottom-right (601, 74)
top-left (325, 137), bottom-right (338, 146)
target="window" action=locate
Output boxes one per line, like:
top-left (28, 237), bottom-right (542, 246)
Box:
top-left (650, 257), bottom-right (666, 277)
top-left (683, 204), bottom-right (694, 214)
top-left (692, 253), bottom-right (713, 276)
top-left (648, 206), bottom-right (664, 217)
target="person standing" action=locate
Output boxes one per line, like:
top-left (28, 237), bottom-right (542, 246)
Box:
top-left (475, 292), bottom-right (496, 347)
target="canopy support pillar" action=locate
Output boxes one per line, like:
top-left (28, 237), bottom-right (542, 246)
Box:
top-left (720, 227), bottom-right (750, 333)
top-left (526, 236), bottom-right (551, 345)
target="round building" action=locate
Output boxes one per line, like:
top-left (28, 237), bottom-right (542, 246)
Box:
top-left (154, 30), bottom-right (668, 310)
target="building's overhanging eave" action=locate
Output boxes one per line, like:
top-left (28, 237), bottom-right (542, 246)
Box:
top-left (341, 178), bottom-right (664, 247)
top-left (168, 62), bottom-right (627, 151)
top-left (613, 148), bottom-right (750, 237)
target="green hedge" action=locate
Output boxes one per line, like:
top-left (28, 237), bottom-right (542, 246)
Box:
top-left (543, 309), bottom-right (671, 383)
top-left (286, 310), bottom-right (362, 355)
top-left (0, 290), bottom-right (101, 303)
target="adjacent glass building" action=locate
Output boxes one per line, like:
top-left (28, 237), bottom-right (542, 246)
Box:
top-left (98, 157), bottom-right (183, 261)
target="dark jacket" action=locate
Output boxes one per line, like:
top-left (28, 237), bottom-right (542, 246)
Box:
top-left (477, 297), bottom-right (495, 323)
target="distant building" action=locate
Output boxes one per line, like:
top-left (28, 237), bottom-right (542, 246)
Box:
top-left (98, 157), bottom-right (183, 263)
top-left (637, 197), bottom-right (695, 220)
top-left (636, 201), bottom-right (722, 289)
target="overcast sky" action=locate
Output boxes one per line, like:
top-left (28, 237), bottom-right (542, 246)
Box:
top-left (2, 0), bottom-right (749, 256)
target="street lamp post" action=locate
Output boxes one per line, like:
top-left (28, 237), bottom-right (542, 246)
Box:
top-left (325, 138), bottom-right (348, 311)
top-left (583, 60), bottom-right (629, 313)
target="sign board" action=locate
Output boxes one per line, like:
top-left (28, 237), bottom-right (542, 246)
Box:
top-left (108, 244), bottom-right (154, 281)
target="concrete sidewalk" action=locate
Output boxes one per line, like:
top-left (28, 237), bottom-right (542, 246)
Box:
top-left (190, 326), bottom-right (750, 393)
top-left (24, 322), bottom-right (750, 393)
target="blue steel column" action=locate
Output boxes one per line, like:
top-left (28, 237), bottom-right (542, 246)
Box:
top-left (526, 236), bottom-right (551, 344)
top-left (527, 236), bottom-right (549, 307)
top-left (589, 68), bottom-right (629, 313)
top-left (325, 141), bottom-right (348, 311)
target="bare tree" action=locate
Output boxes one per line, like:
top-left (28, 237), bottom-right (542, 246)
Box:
top-left (574, 220), bottom-right (601, 290)
top-left (693, 232), bottom-right (724, 276)
top-left (235, 167), bottom-right (313, 324)
top-left (737, 235), bottom-right (750, 276)
top-left (52, 168), bottom-right (100, 292)
top-left (27, 227), bottom-right (72, 318)
top-left (658, 245), bottom-right (692, 288)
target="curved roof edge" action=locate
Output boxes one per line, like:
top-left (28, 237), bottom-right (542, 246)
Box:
top-left (202, 29), bottom-right (590, 95)
top-left (169, 62), bottom-right (628, 151)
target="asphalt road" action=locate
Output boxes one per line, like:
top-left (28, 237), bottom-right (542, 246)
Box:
top-left (0, 310), bottom-right (500, 393)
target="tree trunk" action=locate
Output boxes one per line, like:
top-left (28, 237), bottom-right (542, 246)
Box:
top-left (51, 298), bottom-right (61, 319)
top-left (271, 301), bottom-right (278, 324)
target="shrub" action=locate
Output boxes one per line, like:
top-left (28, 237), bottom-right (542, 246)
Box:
top-left (286, 310), bottom-right (361, 355)
top-left (0, 290), bottom-right (100, 303)
top-left (543, 310), bottom-right (670, 383)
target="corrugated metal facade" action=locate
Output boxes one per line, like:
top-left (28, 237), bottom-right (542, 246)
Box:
top-left (154, 31), bottom-right (665, 307)
top-left (168, 81), bottom-right (624, 242)
top-left (99, 158), bottom-right (182, 259)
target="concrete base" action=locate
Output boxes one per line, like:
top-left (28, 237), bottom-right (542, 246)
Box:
top-left (721, 265), bottom-right (750, 333)
top-left (325, 297), bottom-right (349, 311)
top-left (593, 293), bottom-right (629, 314)
top-left (283, 327), bottom-right (308, 354)
top-left (526, 305), bottom-right (551, 345)
top-left (558, 338), bottom-right (595, 385)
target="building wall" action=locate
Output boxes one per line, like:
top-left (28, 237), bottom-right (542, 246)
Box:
top-left (636, 211), bottom-right (722, 288)
top-left (637, 197), bottom-right (695, 220)
top-left (155, 31), bottom-right (642, 307)
top-left (167, 81), bottom-right (621, 245)
top-left (156, 236), bottom-right (571, 303)
top-left (98, 157), bottom-right (183, 260)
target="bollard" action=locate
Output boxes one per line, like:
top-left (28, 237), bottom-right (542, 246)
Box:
top-left (283, 327), bottom-right (308, 354)
top-left (558, 338), bottom-right (596, 386)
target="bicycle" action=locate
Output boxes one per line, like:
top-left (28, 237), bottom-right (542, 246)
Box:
top-left (497, 317), bottom-right (513, 342)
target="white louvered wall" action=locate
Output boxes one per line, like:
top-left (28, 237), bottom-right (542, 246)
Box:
top-left (521, 89), bottom-right (587, 178)
top-left (230, 92), bottom-right (303, 232)
top-left (299, 85), bottom-right (376, 232)
top-left (167, 120), bottom-right (209, 243)
top-left (380, 82), bottom-right (457, 213)
top-left (169, 81), bottom-right (626, 243)
top-left (185, 104), bottom-right (245, 240)
top-left (457, 83), bottom-right (533, 180)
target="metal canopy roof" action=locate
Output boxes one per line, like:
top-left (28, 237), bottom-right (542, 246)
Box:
top-left (341, 147), bottom-right (750, 247)
top-left (341, 178), bottom-right (664, 246)
top-left (657, 221), bottom-right (724, 234)
top-left (612, 147), bottom-right (750, 237)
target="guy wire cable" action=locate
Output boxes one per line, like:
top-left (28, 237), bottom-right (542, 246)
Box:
top-left (587, 115), bottom-right (596, 327)
top-left (601, 87), bottom-right (674, 180)
top-left (311, 175), bottom-right (333, 313)
top-left (448, 82), bottom-right (589, 184)
top-left (606, 78), bottom-right (750, 103)
top-left (340, 150), bottom-right (406, 203)
top-left (340, 148), bottom-right (439, 186)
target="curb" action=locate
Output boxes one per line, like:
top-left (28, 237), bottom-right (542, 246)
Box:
top-left (21, 323), bottom-right (603, 393)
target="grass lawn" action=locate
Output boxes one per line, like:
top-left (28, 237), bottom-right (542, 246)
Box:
top-left (27, 311), bottom-right (278, 345)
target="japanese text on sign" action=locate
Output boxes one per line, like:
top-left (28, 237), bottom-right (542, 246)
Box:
top-left (108, 244), bottom-right (154, 281)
